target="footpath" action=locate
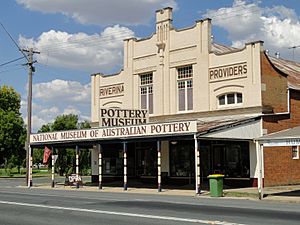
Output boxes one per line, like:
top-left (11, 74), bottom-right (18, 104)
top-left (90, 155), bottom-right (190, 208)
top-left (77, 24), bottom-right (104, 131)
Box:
top-left (33, 182), bottom-right (300, 204)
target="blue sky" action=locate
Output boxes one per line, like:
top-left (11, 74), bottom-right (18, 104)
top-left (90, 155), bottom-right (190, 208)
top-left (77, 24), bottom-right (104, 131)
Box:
top-left (1, 0), bottom-right (300, 131)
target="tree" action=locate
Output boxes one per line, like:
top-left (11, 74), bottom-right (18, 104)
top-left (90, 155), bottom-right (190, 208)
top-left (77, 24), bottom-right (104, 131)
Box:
top-left (0, 85), bottom-right (26, 170)
top-left (52, 114), bottom-right (78, 131)
top-left (37, 114), bottom-right (91, 176)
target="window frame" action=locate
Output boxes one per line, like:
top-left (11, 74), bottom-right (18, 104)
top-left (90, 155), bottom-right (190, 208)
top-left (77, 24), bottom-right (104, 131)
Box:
top-left (292, 146), bottom-right (299, 159)
top-left (218, 92), bottom-right (243, 108)
top-left (140, 72), bottom-right (153, 114)
top-left (177, 65), bottom-right (193, 112)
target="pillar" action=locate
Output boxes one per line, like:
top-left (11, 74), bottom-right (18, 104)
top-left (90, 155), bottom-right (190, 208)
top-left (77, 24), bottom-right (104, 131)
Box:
top-left (51, 146), bottom-right (55, 188)
top-left (98, 144), bottom-right (102, 190)
top-left (157, 140), bottom-right (162, 192)
top-left (76, 145), bottom-right (80, 189)
top-left (194, 135), bottom-right (201, 194)
top-left (257, 143), bottom-right (264, 200)
top-left (91, 145), bottom-right (99, 183)
top-left (123, 142), bottom-right (128, 191)
top-left (28, 146), bottom-right (32, 188)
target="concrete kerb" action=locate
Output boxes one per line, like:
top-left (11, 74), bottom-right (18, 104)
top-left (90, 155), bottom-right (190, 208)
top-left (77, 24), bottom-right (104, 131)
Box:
top-left (27, 183), bottom-right (300, 203)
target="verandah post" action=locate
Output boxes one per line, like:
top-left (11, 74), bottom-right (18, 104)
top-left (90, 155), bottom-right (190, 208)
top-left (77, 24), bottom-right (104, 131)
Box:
top-left (157, 140), bottom-right (162, 192)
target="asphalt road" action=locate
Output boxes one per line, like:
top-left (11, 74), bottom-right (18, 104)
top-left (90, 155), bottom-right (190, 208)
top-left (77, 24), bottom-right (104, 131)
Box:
top-left (0, 179), bottom-right (299, 225)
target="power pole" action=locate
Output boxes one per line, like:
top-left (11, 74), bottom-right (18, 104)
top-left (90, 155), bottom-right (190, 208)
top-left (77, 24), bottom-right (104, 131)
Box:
top-left (288, 45), bottom-right (300, 61)
top-left (23, 48), bottom-right (40, 187)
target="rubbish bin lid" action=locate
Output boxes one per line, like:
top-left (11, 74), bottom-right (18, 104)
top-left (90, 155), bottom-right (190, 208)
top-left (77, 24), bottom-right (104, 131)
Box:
top-left (207, 174), bottom-right (224, 178)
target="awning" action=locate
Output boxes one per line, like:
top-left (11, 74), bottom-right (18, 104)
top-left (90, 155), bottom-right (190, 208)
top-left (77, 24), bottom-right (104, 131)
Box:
top-left (256, 126), bottom-right (300, 147)
top-left (197, 116), bottom-right (261, 140)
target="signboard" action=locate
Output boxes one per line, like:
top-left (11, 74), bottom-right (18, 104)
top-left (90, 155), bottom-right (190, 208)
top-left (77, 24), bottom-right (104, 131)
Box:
top-left (99, 108), bottom-right (149, 127)
top-left (67, 174), bottom-right (82, 186)
top-left (261, 138), bottom-right (300, 147)
top-left (30, 120), bottom-right (197, 144)
top-left (99, 83), bottom-right (124, 98)
top-left (209, 62), bottom-right (247, 82)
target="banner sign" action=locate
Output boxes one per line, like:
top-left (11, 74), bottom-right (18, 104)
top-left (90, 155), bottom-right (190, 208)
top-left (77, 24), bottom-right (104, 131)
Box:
top-left (99, 108), bottom-right (149, 127)
top-left (261, 138), bottom-right (300, 147)
top-left (30, 120), bottom-right (197, 144)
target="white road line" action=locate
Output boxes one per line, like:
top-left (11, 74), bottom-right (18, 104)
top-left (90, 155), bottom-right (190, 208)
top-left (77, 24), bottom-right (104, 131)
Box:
top-left (0, 200), bottom-right (245, 225)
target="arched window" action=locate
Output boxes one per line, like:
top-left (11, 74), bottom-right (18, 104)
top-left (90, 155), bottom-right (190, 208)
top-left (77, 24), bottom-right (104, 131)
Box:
top-left (218, 93), bottom-right (243, 106)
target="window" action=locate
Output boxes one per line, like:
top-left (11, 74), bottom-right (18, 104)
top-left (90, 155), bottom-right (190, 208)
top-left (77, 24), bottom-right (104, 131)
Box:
top-left (292, 146), bottom-right (299, 159)
top-left (177, 65), bottom-right (193, 111)
top-left (218, 93), bottom-right (243, 107)
top-left (170, 140), bottom-right (195, 177)
top-left (140, 73), bottom-right (153, 114)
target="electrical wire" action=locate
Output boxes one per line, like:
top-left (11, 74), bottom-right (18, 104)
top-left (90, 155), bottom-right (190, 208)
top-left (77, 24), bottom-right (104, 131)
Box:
top-left (0, 66), bottom-right (25, 74)
top-left (0, 56), bottom-right (25, 67)
top-left (0, 22), bottom-right (29, 62)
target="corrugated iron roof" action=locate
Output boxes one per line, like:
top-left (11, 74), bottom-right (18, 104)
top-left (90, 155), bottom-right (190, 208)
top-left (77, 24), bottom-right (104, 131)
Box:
top-left (211, 43), bottom-right (238, 54)
top-left (267, 56), bottom-right (300, 90)
top-left (211, 43), bottom-right (300, 90)
top-left (257, 126), bottom-right (300, 140)
top-left (197, 115), bottom-right (260, 135)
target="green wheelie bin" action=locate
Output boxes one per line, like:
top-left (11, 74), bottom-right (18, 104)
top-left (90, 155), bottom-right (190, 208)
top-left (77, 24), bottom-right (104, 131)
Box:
top-left (208, 174), bottom-right (224, 197)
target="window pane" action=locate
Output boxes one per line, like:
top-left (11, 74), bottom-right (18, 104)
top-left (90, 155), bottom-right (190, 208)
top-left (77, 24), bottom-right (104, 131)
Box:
top-left (149, 93), bottom-right (153, 114)
top-left (140, 73), bottom-right (153, 85)
top-left (187, 87), bottom-right (193, 110)
top-left (179, 89), bottom-right (185, 111)
top-left (219, 95), bottom-right (225, 105)
top-left (141, 95), bottom-right (147, 109)
top-left (292, 146), bottom-right (299, 159)
top-left (140, 87), bottom-right (147, 94)
top-left (237, 93), bottom-right (243, 103)
top-left (227, 93), bottom-right (235, 104)
top-left (170, 140), bottom-right (194, 177)
top-left (178, 65), bottom-right (193, 79)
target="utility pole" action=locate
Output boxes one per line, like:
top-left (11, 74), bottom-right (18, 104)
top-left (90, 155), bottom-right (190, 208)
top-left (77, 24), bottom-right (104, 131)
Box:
top-left (288, 45), bottom-right (300, 61)
top-left (23, 48), bottom-right (40, 187)
top-left (0, 23), bottom-right (40, 187)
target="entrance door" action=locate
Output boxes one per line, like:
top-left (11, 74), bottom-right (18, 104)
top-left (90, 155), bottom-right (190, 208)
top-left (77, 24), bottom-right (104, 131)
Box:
top-left (135, 142), bottom-right (157, 177)
top-left (212, 144), bottom-right (225, 174)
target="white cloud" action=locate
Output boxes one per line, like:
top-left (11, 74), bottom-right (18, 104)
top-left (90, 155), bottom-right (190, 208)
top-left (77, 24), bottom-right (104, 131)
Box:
top-left (204, 0), bottom-right (300, 61)
top-left (19, 25), bottom-right (134, 72)
top-left (20, 80), bottom-right (91, 131)
top-left (16, 0), bottom-right (177, 25)
top-left (33, 79), bottom-right (90, 104)
top-left (63, 106), bottom-right (81, 115)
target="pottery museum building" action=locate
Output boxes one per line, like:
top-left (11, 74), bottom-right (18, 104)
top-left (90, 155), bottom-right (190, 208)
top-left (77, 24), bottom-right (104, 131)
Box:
top-left (30, 7), bottom-right (300, 191)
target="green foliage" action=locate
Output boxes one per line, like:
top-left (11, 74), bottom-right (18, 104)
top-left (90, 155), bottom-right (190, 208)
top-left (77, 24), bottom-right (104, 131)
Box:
top-left (0, 85), bottom-right (21, 114)
top-left (52, 114), bottom-right (78, 131)
top-left (78, 120), bottom-right (91, 129)
top-left (33, 148), bottom-right (44, 165)
top-left (0, 85), bottom-right (26, 168)
top-left (38, 114), bottom-right (91, 176)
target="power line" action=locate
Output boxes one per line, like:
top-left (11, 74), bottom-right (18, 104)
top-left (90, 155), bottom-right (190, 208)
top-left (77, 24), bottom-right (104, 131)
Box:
top-left (0, 66), bottom-right (25, 74)
top-left (0, 56), bottom-right (25, 67)
top-left (0, 22), bottom-right (29, 62)
top-left (24, 31), bottom-right (134, 53)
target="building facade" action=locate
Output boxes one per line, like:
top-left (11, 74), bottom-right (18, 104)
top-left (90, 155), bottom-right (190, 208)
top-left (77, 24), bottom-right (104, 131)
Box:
top-left (89, 7), bottom-right (300, 188)
top-left (29, 7), bottom-right (300, 189)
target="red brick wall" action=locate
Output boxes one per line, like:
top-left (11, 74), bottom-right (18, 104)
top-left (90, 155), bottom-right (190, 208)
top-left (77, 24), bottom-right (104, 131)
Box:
top-left (264, 146), bottom-right (300, 186)
top-left (261, 53), bottom-right (300, 186)
top-left (263, 91), bottom-right (300, 133)
top-left (261, 53), bottom-right (288, 114)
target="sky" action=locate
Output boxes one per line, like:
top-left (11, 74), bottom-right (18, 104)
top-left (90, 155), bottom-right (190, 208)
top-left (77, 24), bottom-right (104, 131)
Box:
top-left (1, 0), bottom-right (300, 132)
